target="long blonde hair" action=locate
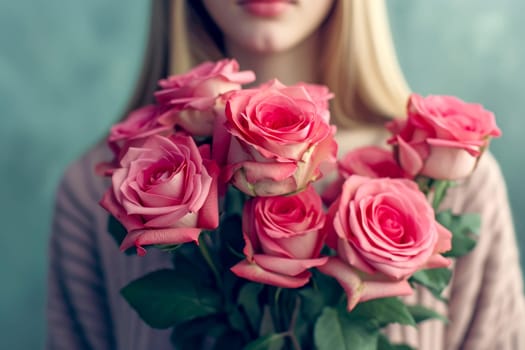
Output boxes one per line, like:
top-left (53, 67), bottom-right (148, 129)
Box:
top-left (126, 0), bottom-right (411, 128)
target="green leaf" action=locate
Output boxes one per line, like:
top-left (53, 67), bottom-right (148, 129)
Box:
top-left (298, 287), bottom-right (326, 322)
top-left (121, 269), bottom-right (222, 329)
top-left (349, 297), bottom-right (416, 329)
top-left (410, 268), bottom-right (452, 301)
top-left (213, 331), bottom-right (247, 350)
top-left (431, 180), bottom-right (453, 210)
top-left (298, 280), bottom-right (343, 345)
top-left (170, 316), bottom-right (228, 350)
top-left (243, 333), bottom-right (287, 350)
top-left (219, 186), bottom-right (248, 269)
top-left (154, 243), bottom-right (182, 252)
top-left (107, 215), bottom-right (134, 254)
top-left (303, 269), bottom-right (343, 306)
top-left (218, 214), bottom-right (245, 268)
top-left (378, 334), bottom-right (415, 350)
top-left (314, 307), bottom-right (378, 350)
top-left (406, 305), bottom-right (448, 324)
top-left (224, 185), bottom-right (248, 216)
top-left (436, 210), bottom-right (480, 258)
top-left (172, 243), bottom-right (213, 282)
top-left (238, 283), bottom-right (264, 334)
top-left (415, 176), bottom-right (432, 194)
top-left (228, 307), bottom-right (247, 333)
top-left (198, 231), bottom-right (223, 288)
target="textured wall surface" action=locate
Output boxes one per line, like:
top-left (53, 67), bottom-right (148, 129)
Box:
top-left (1, 1), bottom-right (523, 348)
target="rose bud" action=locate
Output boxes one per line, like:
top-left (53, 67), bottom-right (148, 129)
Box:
top-left (154, 59), bottom-right (255, 136)
top-left (322, 146), bottom-right (408, 205)
top-left (387, 94), bottom-right (501, 180)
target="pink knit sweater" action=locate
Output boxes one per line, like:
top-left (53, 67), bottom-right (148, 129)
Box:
top-left (46, 143), bottom-right (525, 350)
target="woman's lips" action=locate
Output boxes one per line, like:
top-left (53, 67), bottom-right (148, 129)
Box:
top-left (238, 0), bottom-right (294, 18)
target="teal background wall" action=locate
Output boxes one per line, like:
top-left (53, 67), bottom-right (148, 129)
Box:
top-left (1, 1), bottom-right (523, 348)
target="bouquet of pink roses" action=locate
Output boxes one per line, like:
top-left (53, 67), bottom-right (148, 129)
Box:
top-left (97, 59), bottom-right (501, 349)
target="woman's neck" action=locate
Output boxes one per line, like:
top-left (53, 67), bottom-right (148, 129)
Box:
top-left (225, 32), bottom-right (321, 86)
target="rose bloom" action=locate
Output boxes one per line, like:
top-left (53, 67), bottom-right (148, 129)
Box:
top-left (387, 94), bottom-right (501, 180)
top-left (295, 82), bottom-right (333, 111)
top-left (100, 134), bottom-right (219, 256)
top-left (222, 79), bottom-right (337, 196)
top-left (256, 80), bottom-right (334, 117)
top-left (322, 146), bottom-right (407, 205)
top-left (154, 59), bottom-right (255, 136)
top-left (231, 186), bottom-right (328, 288)
top-left (318, 175), bottom-right (452, 310)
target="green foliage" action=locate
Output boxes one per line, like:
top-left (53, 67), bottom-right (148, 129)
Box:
top-left (406, 305), bottom-right (448, 324)
top-left (120, 269), bottom-right (222, 329)
top-left (107, 215), bottom-right (132, 253)
top-left (217, 213), bottom-right (245, 269)
top-left (216, 186), bottom-right (247, 271)
top-left (243, 333), bottom-right (287, 350)
top-left (297, 288), bottom-right (326, 323)
top-left (298, 270), bottom-right (343, 322)
top-left (154, 243), bottom-right (182, 252)
top-left (213, 330), bottom-right (249, 350)
top-left (314, 307), bottom-right (379, 350)
top-left (349, 298), bottom-right (416, 329)
top-left (410, 268), bottom-right (452, 301)
top-left (437, 210), bottom-right (480, 258)
top-left (431, 180), bottom-right (453, 210)
top-left (172, 242), bottom-right (213, 278)
top-left (170, 315), bottom-right (229, 350)
top-left (224, 185), bottom-right (248, 216)
top-left (238, 283), bottom-right (264, 335)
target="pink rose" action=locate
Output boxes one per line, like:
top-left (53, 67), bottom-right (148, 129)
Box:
top-left (337, 146), bottom-right (407, 179)
top-left (294, 82), bottom-right (334, 112)
top-left (100, 134), bottom-right (219, 256)
top-left (322, 146), bottom-right (408, 205)
top-left (231, 186), bottom-right (328, 288)
top-left (318, 176), bottom-right (451, 310)
top-left (96, 105), bottom-right (172, 176)
top-left (154, 59), bottom-right (255, 136)
top-left (387, 94), bottom-right (501, 179)
top-left (256, 80), bottom-right (334, 116)
top-left (222, 79), bottom-right (337, 196)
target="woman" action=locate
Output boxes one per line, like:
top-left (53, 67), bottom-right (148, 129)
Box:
top-left (46, 0), bottom-right (525, 349)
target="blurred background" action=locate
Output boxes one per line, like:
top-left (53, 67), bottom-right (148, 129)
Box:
top-left (1, 1), bottom-right (524, 348)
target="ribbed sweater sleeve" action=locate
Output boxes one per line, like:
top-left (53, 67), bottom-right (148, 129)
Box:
top-left (445, 152), bottom-right (525, 350)
top-left (46, 151), bottom-right (116, 350)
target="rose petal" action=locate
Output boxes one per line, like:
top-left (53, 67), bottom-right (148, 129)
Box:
top-left (253, 254), bottom-right (328, 276)
top-left (242, 161), bottom-right (298, 183)
top-left (317, 257), bottom-right (364, 311)
top-left (99, 189), bottom-right (143, 232)
top-left (421, 144), bottom-right (478, 180)
top-left (231, 260), bottom-right (311, 288)
top-left (196, 159), bottom-right (220, 229)
top-left (423, 254), bottom-right (451, 270)
top-left (318, 257), bottom-right (413, 311)
top-left (396, 136), bottom-right (424, 177)
top-left (120, 227), bottom-right (202, 255)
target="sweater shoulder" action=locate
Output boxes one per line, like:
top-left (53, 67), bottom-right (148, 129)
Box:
top-left (55, 141), bottom-right (112, 211)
